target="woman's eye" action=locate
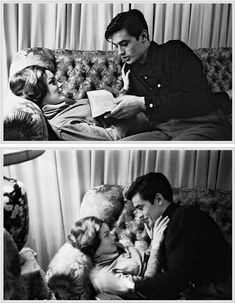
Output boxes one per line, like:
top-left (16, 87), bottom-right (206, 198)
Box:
top-left (49, 79), bottom-right (56, 85)
top-left (121, 42), bottom-right (128, 47)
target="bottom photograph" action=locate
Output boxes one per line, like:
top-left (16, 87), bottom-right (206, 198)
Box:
top-left (3, 149), bottom-right (232, 300)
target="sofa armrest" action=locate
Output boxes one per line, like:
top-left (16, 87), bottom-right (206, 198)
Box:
top-left (4, 93), bottom-right (49, 141)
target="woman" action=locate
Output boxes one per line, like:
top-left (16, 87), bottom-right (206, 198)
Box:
top-left (68, 215), bottom-right (169, 298)
top-left (9, 64), bottom-right (149, 140)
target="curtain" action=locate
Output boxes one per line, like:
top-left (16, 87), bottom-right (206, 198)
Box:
top-left (2, 3), bottom-right (232, 97)
top-left (3, 149), bottom-right (232, 270)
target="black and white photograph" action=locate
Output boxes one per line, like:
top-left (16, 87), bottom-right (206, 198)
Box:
top-left (3, 149), bottom-right (232, 300)
top-left (2, 3), bottom-right (232, 141)
top-left (1, 1), bottom-right (234, 302)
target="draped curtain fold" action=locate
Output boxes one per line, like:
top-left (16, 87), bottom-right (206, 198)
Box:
top-left (3, 149), bottom-right (232, 270)
top-left (2, 3), bottom-right (232, 97)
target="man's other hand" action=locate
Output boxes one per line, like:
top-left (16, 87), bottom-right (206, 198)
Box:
top-left (104, 95), bottom-right (145, 119)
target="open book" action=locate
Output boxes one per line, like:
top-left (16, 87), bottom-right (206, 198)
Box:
top-left (87, 90), bottom-right (115, 118)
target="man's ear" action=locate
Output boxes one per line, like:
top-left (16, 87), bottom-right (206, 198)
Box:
top-left (154, 193), bottom-right (164, 206)
top-left (140, 29), bottom-right (149, 42)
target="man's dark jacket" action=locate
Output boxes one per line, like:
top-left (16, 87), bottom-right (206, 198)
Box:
top-left (135, 203), bottom-right (232, 299)
top-left (126, 40), bottom-right (231, 124)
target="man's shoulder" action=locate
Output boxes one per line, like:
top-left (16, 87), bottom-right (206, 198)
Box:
top-left (160, 39), bottom-right (190, 50)
top-left (173, 204), bottom-right (207, 221)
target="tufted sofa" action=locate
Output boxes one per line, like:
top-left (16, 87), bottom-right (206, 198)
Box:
top-left (45, 184), bottom-right (232, 300)
top-left (4, 46), bottom-right (232, 141)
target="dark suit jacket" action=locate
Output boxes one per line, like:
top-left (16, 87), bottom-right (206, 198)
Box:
top-left (135, 203), bottom-right (232, 299)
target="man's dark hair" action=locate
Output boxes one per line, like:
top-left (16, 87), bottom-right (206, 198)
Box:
top-left (105, 9), bottom-right (149, 42)
top-left (126, 172), bottom-right (173, 204)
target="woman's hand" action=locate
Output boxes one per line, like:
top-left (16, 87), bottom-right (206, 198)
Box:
top-left (90, 267), bottom-right (134, 295)
top-left (151, 216), bottom-right (169, 250)
top-left (122, 63), bottom-right (130, 91)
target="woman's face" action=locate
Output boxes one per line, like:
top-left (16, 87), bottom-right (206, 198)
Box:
top-left (42, 70), bottom-right (64, 106)
top-left (95, 223), bottom-right (117, 257)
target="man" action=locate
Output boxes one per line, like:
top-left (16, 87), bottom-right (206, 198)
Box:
top-left (104, 9), bottom-right (232, 140)
top-left (90, 172), bottom-right (232, 299)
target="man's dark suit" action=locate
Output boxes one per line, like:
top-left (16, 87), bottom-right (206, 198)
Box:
top-left (135, 203), bottom-right (232, 299)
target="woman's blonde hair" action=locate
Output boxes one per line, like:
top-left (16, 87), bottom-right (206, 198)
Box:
top-left (9, 65), bottom-right (48, 108)
top-left (68, 216), bottom-right (103, 257)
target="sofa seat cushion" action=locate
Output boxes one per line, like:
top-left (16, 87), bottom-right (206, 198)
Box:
top-left (4, 93), bottom-right (49, 141)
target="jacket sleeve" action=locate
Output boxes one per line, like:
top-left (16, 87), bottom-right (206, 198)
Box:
top-left (50, 120), bottom-right (127, 141)
top-left (135, 210), bottom-right (200, 299)
top-left (144, 41), bottom-right (216, 122)
top-left (143, 248), bottom-right (162, 278)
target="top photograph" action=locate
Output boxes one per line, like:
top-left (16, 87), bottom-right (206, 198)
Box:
top-left (2, 3), bottom-right (232, 142)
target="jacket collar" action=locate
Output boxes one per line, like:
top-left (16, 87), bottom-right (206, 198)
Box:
top-left (130, 41), bottom-right (158, 68)
top-left (162, 202), bottom-right (179, 219)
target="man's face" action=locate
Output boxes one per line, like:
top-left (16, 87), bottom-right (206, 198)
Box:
top-left (132, 192), bottom-right (162, 230)
top-left (111, 29), bottom-right (147, 64)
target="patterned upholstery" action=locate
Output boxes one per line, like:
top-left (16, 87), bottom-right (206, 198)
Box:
top-left (46, 184), bottom-right (232, 300)
top-left (195, 48), bottom-right (232, 93)
top-left (5, 46), bottom-right (232, 140)
top-left (4, 93), bottom-right (49, 141)
top-left (46, 243), bottom-right (94, 300)
top-left (54, 50), bottom-right (123, 101)
top-left (79, 184), bottom-right (125, 227)
top-left (9, 47), bottom-right (55, 78)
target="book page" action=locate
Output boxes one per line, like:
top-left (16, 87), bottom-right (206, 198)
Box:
top-left (87, 90), bottom-right (115, 118)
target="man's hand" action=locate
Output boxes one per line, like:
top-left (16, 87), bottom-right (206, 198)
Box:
top-left (151, 216), bottom-right (169, 249)
top-left (104, 95), bottom-right (145, 119)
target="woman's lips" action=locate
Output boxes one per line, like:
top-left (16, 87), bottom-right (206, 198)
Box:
top-left (122, 56), bottom-right (129, 62)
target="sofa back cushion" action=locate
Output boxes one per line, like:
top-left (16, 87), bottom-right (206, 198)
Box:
top-left (79, 184), bottom-right (125, 228)
top-left (54, 50), bottom-right (123, 101)
top-left (195, 47), bottom-right (232, 93)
